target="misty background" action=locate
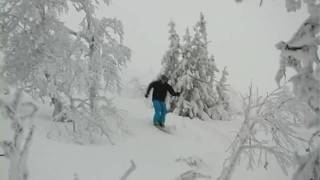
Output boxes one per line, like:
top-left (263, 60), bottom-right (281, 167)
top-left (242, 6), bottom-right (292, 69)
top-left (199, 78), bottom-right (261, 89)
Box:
top-left (63, 0), bottom-right (307, 93)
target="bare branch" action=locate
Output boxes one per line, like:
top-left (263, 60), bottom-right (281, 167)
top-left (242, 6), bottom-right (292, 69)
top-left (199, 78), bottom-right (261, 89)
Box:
top-left (259, 0), bottom-right (263, 7)
top-left (120, 160), bottom-right (136, 180)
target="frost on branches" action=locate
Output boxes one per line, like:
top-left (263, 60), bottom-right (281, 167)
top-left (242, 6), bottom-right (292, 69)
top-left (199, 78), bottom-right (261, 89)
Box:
top-left (161, 13), bottom-right (230, 121)
top-left (217, 85), bottom-right (310, 180)
top-left (0, 89), bottom-right (38, 180)
top-left (275, 8), bottom-right (320, 180)
top-left (233, 0), bottom-right (320, 179)
top-left (0, 0), bottom-right (131, 144)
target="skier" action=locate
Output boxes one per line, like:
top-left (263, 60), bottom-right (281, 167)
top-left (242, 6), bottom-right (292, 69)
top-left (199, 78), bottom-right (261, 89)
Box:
top-left (145, 75), bottom-right (181, 128)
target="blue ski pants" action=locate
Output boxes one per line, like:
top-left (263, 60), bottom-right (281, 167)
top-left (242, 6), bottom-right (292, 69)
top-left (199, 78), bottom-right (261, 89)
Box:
top-left (152, 100), bottom-right (167, 125)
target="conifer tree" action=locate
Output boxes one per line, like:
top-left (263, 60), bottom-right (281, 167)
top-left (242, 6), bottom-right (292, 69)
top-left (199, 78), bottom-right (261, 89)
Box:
top-left (162, 21), bottom-right (181, 76)
top-left (162, 13), bottom-right (230, 120)
top-left (161, 21), bottom-right (181, 112)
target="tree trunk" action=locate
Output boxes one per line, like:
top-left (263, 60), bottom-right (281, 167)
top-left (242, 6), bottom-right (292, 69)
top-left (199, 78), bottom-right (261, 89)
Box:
top-left (217, 147), bottom-right (243, 180)
top-left (8, 128), bottom-right (34, 180)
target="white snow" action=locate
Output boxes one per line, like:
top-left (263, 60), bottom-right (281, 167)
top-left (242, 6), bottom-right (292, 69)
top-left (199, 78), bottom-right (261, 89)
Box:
top-left (1, 93), bottom-right (292, 180)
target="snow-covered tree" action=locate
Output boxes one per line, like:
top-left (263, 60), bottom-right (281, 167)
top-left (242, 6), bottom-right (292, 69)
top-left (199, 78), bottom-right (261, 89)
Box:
top-left (275, 9), bottom-right (320, 180)
top-left (277, 2), bottom-right (320, 179)
top-left (161, 21), bottom-right (181, 112)
top-left (217, 85), bottom-right (310, 180)
top-left (230, 1), bottom-right (319, 179)
top-left (214, 67), bottom-right (230, 120)
top-left (0, 0), bottom-right (73, 117)
top-left (162, 21), bottom-right (181, 76)
top-left (0, 0), bottom-right (131, 144)
top-left (0, 89), bottom-right (38, 180)
top-left (162, 13), bottom-right (228, 120)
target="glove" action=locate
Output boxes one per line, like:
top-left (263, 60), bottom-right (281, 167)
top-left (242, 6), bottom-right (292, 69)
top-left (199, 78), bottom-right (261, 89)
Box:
top-left (145, 94), bottom-right (148, 98)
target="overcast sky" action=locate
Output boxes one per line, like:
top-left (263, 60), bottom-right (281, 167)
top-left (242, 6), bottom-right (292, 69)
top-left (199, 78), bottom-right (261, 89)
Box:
top-left (66, 0), bottom-right (308, 93)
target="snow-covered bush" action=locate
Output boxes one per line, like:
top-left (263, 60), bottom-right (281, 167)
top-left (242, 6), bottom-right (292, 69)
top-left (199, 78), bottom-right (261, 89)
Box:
top-left (176, 155), bottom-right (207, 169)
top-left (0, 89), bottom-right (38, 180)
top-left (49, 95), bottom-right (127, 145)
top-left (217, 85), bottom-right (311, 180)
top-left (161, 13), bottom-right (231, 121)
top-left (0, 0), bottom-right (130, 144)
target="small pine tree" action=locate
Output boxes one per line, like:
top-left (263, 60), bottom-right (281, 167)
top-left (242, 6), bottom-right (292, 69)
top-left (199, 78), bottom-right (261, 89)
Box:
top-left (213, 67), bottom-right (230, 120)
top-left (161, 21), bottom-right (181, 112)
top-left (162, 21), bottom-right (181, 76)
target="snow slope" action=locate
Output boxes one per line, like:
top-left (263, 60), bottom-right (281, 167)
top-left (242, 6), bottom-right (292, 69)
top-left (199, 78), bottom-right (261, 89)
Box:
top-left (0, 94), bottom-right (292, 180)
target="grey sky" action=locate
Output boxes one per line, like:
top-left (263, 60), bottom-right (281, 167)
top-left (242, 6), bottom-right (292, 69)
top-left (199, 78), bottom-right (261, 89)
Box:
top-left (65, 0), bottom-right (308, 93)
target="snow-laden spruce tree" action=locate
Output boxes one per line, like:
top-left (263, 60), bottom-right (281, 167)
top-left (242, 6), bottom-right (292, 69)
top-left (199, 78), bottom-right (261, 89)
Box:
top-left (162, 13), bottom-right (228, 120)
top-left (161, 21), bottom-right (181, 112)
top-left (162, 21), bottom-right (181, 76)
top-left (0, 89), bottom-right (38, 180)
top-left (0, 0), bottom-right (130, 144)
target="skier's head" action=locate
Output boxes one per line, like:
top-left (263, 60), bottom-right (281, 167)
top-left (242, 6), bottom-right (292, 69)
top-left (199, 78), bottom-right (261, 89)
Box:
top-left (160, 75), bottom-right (168, 83)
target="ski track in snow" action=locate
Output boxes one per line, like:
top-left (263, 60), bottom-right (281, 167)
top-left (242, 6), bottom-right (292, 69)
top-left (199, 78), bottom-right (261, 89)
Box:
top-left (0, 96), bottom-right (291, 180)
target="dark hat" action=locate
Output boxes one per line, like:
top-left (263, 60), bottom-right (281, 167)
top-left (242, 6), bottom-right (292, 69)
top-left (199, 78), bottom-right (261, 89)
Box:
top-left (160, 75), bottom-right (169, 82)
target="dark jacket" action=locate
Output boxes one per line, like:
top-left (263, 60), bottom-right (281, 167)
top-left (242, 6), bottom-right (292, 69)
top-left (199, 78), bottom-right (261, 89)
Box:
top-left (146, 80), bottom-right (180, 101)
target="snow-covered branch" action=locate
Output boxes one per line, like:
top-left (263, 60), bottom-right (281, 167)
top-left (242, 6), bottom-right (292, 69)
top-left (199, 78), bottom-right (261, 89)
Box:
top-left (0, 89), bottom-right (38, 180)
top-left (176, 170), bottom-right (211, 180)
top-left (218, 85), bottom-right (307, 180)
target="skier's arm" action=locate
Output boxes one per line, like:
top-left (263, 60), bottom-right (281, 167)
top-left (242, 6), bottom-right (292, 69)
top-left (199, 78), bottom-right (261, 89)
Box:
top-left (167, 84), bottom-right (180, 97)
top-left (145, 81), bottom-right (155, 97)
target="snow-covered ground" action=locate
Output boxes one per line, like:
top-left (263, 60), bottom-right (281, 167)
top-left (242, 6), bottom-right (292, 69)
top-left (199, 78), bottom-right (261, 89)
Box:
top-left (0, 93), bottom-right (292, 180)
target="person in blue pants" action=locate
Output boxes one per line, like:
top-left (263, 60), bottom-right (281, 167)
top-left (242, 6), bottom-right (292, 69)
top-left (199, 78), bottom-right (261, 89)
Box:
top-left (145, 75), bottom-right (181, 128)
